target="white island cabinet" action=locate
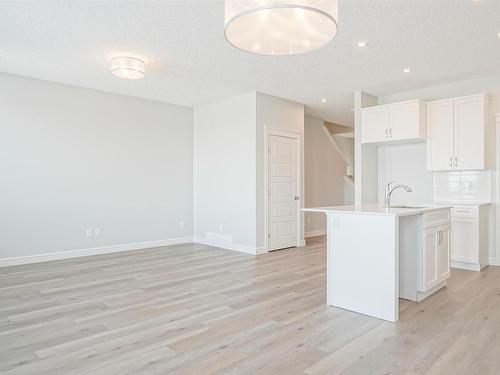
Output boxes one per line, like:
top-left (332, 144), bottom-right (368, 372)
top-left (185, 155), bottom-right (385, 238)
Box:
top-left (302, 204), bottom-right (451, 322)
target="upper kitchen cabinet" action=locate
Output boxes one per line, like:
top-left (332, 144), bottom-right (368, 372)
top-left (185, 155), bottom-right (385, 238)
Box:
top-left (361, 99), bottom-right (426, 144)
top-left (427, 94), bottom-right (490, 171)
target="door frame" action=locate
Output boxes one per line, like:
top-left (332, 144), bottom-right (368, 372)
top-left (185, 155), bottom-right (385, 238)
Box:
top-left (264, 127), bottom-right (304, 252)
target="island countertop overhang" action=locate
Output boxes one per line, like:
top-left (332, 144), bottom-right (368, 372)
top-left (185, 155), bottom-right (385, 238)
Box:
top-left (302, 204), bottom-right (452, 217)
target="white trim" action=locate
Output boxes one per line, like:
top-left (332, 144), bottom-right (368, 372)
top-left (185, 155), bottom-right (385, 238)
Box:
top-left (451, 261), bottom-right (483, 272)
top-left (305, 229), bottom-right (326, 238)
top-left (489, 257), bottom-right (500, 266)
top-left (416, 280), bottom-right (447, 302)
top-left (0, 237), bottom-right (193, 267)
top-left (264, 127), bottom-right (303, 252)
top-left (193, 237), bottom-right (262, 255)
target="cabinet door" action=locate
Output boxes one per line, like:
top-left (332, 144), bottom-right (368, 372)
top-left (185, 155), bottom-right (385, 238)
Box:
top-left (451, 217), bottom-right (478, 264)
top-left (427, 100), bottom-right (454, 171)
top-left (437, 226), bottom-right (451, 281)
top-left (361, 106), bottom-right (389, 144)
top-left (454, 95), bottom-right (485, 170)
top-left (422, 227), bottom-right (439, 292)
top-left (389, 100), bottom-right (423, 141)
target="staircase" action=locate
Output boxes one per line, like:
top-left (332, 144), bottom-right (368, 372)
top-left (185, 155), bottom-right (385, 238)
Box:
top-left (323, 122), bottom-right (355, 204)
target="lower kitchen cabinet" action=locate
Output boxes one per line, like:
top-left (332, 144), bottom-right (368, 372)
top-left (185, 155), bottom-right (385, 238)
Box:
top-left (423, 224), bottom-right (450, 292)
top-left (450, 204), bottom-right (489, 271)
top-left (399, 209), bottom-right (451, 302)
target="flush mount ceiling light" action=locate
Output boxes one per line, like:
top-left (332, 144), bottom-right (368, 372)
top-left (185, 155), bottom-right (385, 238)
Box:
top-left (110, 56), bottom-right (146, 80)
top-left (321, 98), bottom-right (328, 103)
top-left (224, 0), bottom-right (338, 56)
top-left (357, 41), bottom-right (367, 48)
top-left (403, 67), bottom-right (412, 73)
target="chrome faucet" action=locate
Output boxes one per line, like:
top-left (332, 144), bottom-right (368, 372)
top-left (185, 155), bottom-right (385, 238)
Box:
top-left (385, 181), bottom-right (412, 208)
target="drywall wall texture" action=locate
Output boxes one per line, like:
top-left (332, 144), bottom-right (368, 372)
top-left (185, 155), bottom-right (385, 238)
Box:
top-left (0, 73), bottom-right (193, 260)
top-left (193, 92), bottom-right (257, 250)
top-left (304, 115), bottom-right (346, 236)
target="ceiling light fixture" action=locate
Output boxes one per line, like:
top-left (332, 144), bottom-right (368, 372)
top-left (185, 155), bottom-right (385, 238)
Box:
top-left (321, 98), bottom-right (328, 103)
top-left (357, 41), bottom-right (367, 48)
top-left (224, 0), bottom-right (338, 56)
top-left (403, 67), bottom-right (412, 73)
top-left (110, 57), bottom-right (146, 80)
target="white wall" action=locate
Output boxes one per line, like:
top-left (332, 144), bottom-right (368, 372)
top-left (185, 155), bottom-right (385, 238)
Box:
top-left (193, 92), bottom-right (257, 250)
top-left (256, 93), bottom-right (304, 248)
top-left (304, 115), bottom-right (346, 236)
top-left (0, 73), bottom-right (193, 261)
top-left (377, 143), bottom-right (434, 205)
top-left (354, 91), bottom-right (378, 205)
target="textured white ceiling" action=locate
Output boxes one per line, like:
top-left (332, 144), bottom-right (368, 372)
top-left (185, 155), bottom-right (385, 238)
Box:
top-left (1, 0), bottom-right (500, 125)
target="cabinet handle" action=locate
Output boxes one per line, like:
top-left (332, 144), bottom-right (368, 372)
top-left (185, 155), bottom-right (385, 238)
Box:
top-left (454, 156), bottom-right (458, 168)
top-left (385, 128), bottom-right (388, 138)
top-left (449, 157), bottom-right (453, 168)
top-left (389, 128), bottom-right (392, 138)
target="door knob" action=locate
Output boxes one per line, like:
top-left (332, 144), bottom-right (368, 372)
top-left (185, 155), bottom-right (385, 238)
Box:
top-left (294, 196), bottom-right (300, 200)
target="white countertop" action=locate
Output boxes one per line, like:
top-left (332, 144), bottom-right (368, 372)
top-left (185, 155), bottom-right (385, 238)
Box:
top-left (431, 201), bottom-right (491, 207)
top-left (302, 204), bottom-right (452, 217)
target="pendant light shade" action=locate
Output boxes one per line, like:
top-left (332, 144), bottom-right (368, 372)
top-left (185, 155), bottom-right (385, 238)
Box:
top-left (224, 0), bottom-right (338, 56)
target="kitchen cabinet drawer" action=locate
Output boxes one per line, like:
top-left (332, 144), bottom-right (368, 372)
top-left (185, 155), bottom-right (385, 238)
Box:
top-left (423, 209), bottom-right (450, 229)
top-left (451, 206), bottom-right (478, 218)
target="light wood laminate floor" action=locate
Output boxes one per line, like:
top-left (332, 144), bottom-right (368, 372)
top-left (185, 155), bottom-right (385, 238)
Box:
top-left (1, 236), bottom-right (500, 375)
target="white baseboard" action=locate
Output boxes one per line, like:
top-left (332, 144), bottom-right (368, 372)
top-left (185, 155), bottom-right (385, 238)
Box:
top-left (193, 236), bottom-right (262, 255)
top-left (0, 237), bottom-right (193, 268)
top-left (451, 261), bottom-right (483, 272)
top-left (489, 257), bottom-right (500, 266)
top-left (305, 229), bottom-right (326, 238)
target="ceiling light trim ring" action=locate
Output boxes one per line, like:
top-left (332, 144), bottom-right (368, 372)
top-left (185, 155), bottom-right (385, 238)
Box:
top-left (111, 66), bottom-right (145, 75)
top-left (224, 4), bottom-right (338, 56)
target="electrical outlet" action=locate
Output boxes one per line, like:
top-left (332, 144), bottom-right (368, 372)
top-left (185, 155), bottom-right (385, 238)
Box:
top-left (218, 224), bottom-right (224, 232)
top-left (94, 228), bottom-right (101, 237)
top-left (179, 221), bottom-right (184, 229)
top-left (86, 229), bottom-right (92, 237)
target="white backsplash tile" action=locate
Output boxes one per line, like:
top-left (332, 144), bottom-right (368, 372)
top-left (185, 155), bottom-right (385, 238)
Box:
top-left (433, 170), bottom-right (491, 203)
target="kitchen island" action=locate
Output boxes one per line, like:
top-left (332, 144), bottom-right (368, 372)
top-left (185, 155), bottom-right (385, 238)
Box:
top-left (302, 204), bottom-right (451, 322)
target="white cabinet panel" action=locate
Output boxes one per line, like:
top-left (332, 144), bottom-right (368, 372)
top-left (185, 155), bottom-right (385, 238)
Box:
top-left (427, 94), bottom-right (488, 171)
top-left (426, 99), bottom-right (454, 171)
top-left (454, 96), bottom-right (485, 170)
top-left (423, 227), bottom-right (439, 291)
top-left (437, 226), bottom-right (451, 281)
top-left (361, 105), bottom-right (388, 143)
top-left (361, 100), bottom-right (425, 145)
top-left (422, 223), bottom-right (450, 292)
top-left (389, 100), bottom-right (425, 141)
top-left (451, 217), bottom-right (478, 264)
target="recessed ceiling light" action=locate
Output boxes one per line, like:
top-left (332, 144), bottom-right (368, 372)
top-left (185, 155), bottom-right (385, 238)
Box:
top-left (403, 67), bottom-right (412, 73)
top-left (497, 32), bottom-right (500, 38)
top-left (111, 56), bottom-right (146, 80)
top-left (321, 98), bottom-right (328, 103)
top-left (357, 41), bottom-right (367, 48)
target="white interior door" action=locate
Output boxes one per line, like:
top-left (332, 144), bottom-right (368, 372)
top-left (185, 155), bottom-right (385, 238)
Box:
top-left (267, 134), bottom-right (298, 251)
